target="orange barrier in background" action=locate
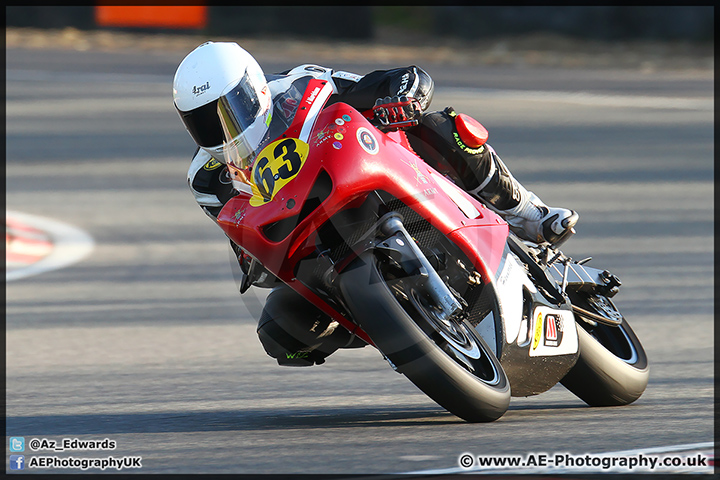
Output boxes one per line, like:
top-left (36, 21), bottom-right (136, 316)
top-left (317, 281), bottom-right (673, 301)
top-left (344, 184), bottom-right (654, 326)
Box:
top-left (95, 6), bottom-right (207, 29)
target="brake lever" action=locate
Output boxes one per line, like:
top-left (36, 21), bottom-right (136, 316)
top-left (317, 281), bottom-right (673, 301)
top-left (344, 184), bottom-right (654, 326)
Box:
top-left (373, 97), bottom-right (422, 131)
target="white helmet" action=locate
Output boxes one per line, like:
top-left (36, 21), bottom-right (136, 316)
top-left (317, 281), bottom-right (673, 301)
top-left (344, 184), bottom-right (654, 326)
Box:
top-left (173, 42), bottom-right (272, 164)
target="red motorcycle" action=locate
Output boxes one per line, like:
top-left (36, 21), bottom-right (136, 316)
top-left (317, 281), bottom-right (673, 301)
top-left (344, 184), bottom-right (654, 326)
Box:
top-left (217, 79), bottom-right (648, 422)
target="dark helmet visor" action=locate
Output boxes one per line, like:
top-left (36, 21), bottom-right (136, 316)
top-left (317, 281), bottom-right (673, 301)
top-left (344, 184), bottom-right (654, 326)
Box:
top-left (216, 71), bottom-right (262, 143)
top-left (177, 71), bottom-right (261, 149)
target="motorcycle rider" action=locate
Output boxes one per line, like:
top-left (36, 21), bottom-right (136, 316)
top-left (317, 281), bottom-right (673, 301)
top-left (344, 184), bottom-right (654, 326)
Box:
top-left (173, 41), bottom-right (579, 365)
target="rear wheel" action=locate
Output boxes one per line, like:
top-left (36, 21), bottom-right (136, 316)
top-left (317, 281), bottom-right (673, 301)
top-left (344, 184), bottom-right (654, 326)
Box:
top-left (338, 251), bottom-right (510, 422)
top-left (561, 292), bottom-right (649, 406)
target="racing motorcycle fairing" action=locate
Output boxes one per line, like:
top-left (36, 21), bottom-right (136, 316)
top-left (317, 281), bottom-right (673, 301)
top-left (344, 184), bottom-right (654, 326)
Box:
top-left (218, 81), bottom-right (508, 322)
top-left (484, 245), bottom-right (580, 396)
top-left (217, 80), bottom-right (578, 393)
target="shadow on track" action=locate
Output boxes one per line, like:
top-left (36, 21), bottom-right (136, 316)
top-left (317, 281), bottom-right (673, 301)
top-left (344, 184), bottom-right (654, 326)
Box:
top-left (8, 402), bottom-right (594, 435)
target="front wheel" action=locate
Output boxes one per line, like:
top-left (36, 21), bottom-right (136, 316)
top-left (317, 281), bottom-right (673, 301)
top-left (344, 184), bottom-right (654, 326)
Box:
top-left (561, 293), bottom-right (649, 406)
top-left (338, 251), bottom-right (510, 422)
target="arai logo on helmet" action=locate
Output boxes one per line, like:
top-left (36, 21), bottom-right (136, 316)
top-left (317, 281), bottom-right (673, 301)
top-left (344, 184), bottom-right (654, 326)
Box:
top-left (192, 82), bottom-right (210, 96)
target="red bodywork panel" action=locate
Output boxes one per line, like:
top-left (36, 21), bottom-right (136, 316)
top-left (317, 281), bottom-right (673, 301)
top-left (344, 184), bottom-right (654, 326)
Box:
top-left (218, 100), bottom-right (508, 342)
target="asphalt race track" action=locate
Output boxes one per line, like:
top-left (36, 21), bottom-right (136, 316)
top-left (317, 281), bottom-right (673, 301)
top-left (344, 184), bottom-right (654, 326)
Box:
top-left (5, 44), bottom-right (714, 475)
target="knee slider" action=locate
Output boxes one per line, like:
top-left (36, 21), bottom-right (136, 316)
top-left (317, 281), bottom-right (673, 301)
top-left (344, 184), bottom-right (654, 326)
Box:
top-left (257, 315), bottom-right (328, 366)
top-left (256, 286), bottom-right (355, 366)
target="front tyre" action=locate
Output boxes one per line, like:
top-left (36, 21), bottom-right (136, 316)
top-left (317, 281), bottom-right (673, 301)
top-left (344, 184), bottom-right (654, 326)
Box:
top-left (338, 251), bottom-right (510, 422)
top-left (561, 293), bottom-right (649, 406)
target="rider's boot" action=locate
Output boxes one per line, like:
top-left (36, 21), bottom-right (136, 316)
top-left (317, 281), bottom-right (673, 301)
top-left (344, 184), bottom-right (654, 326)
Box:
top-left (470, 149), bottom-right (579, 246)
top-left (406, 107), bottom-right (578, 246)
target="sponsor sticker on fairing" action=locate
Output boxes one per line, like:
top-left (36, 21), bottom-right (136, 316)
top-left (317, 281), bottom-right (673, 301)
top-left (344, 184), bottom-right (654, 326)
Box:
top-left (356, 127), bottom-right (379, 155)
top-left (529, 307), bottom-right (577, 357)
top-left (544, 314), bottom-right (563, 347)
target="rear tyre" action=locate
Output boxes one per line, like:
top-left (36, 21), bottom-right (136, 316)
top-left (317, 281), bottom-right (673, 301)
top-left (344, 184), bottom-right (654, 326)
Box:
top-left (338, 251), bottom-right (510, 422)
top-left (561, 293), bottom-right (649, 406)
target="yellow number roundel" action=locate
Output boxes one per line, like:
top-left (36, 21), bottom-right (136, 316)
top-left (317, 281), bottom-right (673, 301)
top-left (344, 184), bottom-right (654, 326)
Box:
top-left (249, 138), bottom-right (309, 207)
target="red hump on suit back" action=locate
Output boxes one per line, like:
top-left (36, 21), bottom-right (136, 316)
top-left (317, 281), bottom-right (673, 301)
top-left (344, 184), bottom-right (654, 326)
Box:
top-left (455, 113), bottom-right (488, 148)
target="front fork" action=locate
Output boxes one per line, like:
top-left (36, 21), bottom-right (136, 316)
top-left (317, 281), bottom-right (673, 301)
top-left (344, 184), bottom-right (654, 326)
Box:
top-left (373, 214), bottom-right (463, 321)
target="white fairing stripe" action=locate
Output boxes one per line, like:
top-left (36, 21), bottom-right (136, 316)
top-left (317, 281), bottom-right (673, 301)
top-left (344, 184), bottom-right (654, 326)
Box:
top-left (299, 82), bottom-right (335, 143)
top-left (494, 253), bottom-right (533, 344)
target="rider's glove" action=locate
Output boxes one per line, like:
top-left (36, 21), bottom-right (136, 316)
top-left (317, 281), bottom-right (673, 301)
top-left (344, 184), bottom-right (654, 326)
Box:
top-left (372, 95), bottom-right (422, 130)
